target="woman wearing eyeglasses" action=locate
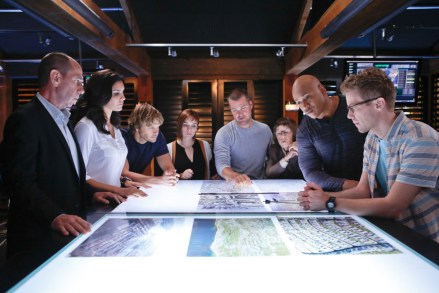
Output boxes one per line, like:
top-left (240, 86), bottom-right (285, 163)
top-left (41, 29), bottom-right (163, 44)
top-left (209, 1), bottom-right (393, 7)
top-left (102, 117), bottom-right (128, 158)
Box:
top-left (266, 117), bottom-right (303, 179)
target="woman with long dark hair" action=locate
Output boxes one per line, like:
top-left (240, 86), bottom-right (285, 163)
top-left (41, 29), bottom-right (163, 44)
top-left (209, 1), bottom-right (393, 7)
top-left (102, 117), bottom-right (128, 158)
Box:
top-left (74, 69), bottom-right (145, 198)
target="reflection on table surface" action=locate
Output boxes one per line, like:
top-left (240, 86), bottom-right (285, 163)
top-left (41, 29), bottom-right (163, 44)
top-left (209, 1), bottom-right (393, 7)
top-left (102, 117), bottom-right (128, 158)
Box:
top-left (8, 179), bottom-right (439, 292)
top-left (112, 179), bottom-right (306, 213)
top-left (11, 213), bottom-right (439, 293)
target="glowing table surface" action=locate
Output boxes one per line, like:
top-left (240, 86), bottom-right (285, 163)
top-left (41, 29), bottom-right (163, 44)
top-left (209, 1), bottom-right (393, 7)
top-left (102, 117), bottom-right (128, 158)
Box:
top-left (9, 180), bottom-right (439, 293)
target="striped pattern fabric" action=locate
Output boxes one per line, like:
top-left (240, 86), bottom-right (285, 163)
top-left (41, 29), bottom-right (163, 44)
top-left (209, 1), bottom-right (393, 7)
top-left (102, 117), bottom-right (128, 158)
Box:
top-left (363, 112), bottom-right (439, 242)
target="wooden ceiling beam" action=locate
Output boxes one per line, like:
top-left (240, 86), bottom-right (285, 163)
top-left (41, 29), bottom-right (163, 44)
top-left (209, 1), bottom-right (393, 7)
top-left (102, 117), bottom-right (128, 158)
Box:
top-left (292, 0), bottom-right (313, 42)
top-left (11, 0), bottom-right (150, 76)
top-left (118, 0), bottom-right (143, 43)
top-left (286, 0), bottom-right (417, 75)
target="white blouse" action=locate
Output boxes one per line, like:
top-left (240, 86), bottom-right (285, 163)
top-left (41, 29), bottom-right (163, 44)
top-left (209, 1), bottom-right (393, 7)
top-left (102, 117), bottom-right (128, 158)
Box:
top-left (74, 117), bottom-right (127, 187)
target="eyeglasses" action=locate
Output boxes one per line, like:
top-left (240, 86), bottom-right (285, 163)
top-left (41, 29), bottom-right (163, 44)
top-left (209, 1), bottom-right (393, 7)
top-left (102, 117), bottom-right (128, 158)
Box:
top-left (275, 130), bottom-right (291, 137)
top-left (347, 96), bottom-right (381, 114)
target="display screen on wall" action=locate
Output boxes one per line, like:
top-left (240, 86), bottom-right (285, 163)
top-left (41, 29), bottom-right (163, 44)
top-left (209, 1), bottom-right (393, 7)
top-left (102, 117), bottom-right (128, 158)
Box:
top-left (346, 60), bottom-right (419, 104)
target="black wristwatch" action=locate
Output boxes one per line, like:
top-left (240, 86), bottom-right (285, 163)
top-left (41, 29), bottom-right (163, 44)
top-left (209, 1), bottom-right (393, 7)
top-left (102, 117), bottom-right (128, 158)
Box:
top-left (326, 197), bottom-right (336, 213)
top-left (120, 176), bottom-right (132, 187)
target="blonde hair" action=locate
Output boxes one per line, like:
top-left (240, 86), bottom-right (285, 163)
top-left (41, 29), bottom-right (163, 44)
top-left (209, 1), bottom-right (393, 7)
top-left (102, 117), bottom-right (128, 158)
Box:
top-left (341, 67), bottom-right (397, 109)
top-left (127, 102), bottom-right (164, 131)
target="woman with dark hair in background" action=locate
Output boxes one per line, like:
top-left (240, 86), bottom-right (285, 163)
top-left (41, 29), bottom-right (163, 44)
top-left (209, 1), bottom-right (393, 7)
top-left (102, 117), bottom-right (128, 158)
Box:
top-left (266, 117), bottom-right (303, 179)
top-left (167, 109), bottom-right (213, 180)
top-left (74, 69), bottom-right (145, 200)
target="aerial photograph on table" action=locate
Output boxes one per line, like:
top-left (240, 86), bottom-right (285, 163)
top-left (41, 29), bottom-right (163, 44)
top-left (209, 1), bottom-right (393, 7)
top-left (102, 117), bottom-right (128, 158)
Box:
top-left (69, 214), bottom-right (399, 257)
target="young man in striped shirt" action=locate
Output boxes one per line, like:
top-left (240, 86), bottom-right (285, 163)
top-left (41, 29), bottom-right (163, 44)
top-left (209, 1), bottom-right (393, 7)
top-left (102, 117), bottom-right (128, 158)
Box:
top-left (298, 67), bottom-right (439, 243)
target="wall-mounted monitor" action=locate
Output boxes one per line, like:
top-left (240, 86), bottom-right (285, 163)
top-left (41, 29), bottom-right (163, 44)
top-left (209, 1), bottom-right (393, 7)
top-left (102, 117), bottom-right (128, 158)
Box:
top-left (345, 60), bottom-right (419, 104)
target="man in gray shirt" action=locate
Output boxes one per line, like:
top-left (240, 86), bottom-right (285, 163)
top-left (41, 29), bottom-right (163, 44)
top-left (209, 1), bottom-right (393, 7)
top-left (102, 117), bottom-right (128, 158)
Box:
top-left (214, 88), bottom-right (272, 185)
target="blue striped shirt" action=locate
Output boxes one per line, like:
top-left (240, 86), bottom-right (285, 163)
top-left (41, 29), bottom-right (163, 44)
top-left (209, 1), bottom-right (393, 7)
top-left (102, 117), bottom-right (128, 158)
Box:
top-left (364, 112), bottom-right (439, 242)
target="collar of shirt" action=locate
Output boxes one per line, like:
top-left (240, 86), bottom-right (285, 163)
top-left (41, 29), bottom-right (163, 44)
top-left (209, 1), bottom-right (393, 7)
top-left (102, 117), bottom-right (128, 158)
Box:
top-left (36, 92), bottom-right (71, 126)
top-left (371, 111), bottom-right (404, 142)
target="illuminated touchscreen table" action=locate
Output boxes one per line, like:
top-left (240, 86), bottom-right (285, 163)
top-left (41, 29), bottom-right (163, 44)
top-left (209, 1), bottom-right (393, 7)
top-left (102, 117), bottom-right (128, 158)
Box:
top-left (9, 180), bottom-right (439, 292)
top-left (11, 213), bottom-right (439, 292)
top-left (112, 179), bottom-right (307, 213)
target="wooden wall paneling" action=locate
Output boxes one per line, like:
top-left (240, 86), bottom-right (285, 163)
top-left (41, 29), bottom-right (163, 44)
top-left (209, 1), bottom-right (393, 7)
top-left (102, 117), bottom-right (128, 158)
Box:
top-left (283, 75), bottom-right (299, 125)
top-left (119, 81), bottom-right (136, 127)
top-left (12, 79), bottom-right (38, 110)
top-left (136, 75), bottom-right (152, 103)
top-left (211, 80), bottom-right (219, 142)
top-left (0, 75), bottom-right (12, 141)
top-left (151, 58), bottom-right (284, 80)
top-left (185, 81), bottom-right (215, 145)
top-left (152, 80), bottom-right (183, 142)
top-left (253, 80), bottom-right (283, 130)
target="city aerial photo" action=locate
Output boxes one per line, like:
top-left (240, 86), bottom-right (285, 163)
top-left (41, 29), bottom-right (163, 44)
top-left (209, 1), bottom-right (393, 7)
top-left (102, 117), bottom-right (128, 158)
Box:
top-left (197, 193), bottom-right (267, 212)
top-left (70, 218), bottom-right (186, 257)
top-left (278, 216), bottom-right (401, 255)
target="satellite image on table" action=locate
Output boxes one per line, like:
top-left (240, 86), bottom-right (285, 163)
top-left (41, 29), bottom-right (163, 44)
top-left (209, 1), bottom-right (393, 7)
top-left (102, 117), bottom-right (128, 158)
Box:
top-left (199, 180), bottom-right (255, 194)
top-left (196, 193), bottom-right (267, 212)
top-left (69, 218), bottom-right (185, 257)
top-left (187, 217), bottom-right (290, 256)
top-left (278, 216), bottom-right (401, 255)
top-left (68, 215), bottom-right (400, 258)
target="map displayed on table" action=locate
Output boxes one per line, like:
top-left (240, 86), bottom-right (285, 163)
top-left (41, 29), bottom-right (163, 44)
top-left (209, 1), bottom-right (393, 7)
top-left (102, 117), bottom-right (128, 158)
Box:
top-left (197, 181), bottom-right (302, 212)
top-left (69, 218), bottom-right (186, 257)
top-left (199, 180), bottom-right (255, 194)
top-left (278, 216), bottom-right (400, 255)
top-left (69, 215), bottom-right (399, 257)
top-left (264, 192), bottom-right (301, 212)
top-left (187, 218), bottom-right (290, 256)
top-left (196, 193), bottom-right (267, 212)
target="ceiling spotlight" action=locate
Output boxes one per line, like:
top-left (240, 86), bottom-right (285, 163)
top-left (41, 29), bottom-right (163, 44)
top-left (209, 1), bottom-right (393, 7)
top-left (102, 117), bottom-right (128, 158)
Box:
top-left (381, 28), bottom-right (386, 40)
top-left (210, 47), bottom-right (219, 58)
top-left (38, 33), bottom-right (51, 46)
top-left (168, 46), bottom-right (177, 57)
top-left (386, 32), bottom-right (394, 42)
top-left (44, 37), bottom-right (51, 46)
top-left (380, 28), bottom-right (394, 42)
top-left (96, 61), bottom-right (104, 70)
top-left (276, 47), bottom-right (285, 57)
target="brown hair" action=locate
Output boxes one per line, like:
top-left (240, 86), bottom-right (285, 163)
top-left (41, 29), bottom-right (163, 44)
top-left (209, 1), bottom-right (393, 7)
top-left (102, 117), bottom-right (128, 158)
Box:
top-left (227, 88), bottom-right (252, 103)
top-left (341, 67), bottom-right (397, 109)
top-left (128, 102), bottom-right (164, 131)
top-left (272, 117), bottom-right (297, 145)
top-left (176, 109), bottom-right (199, 140)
